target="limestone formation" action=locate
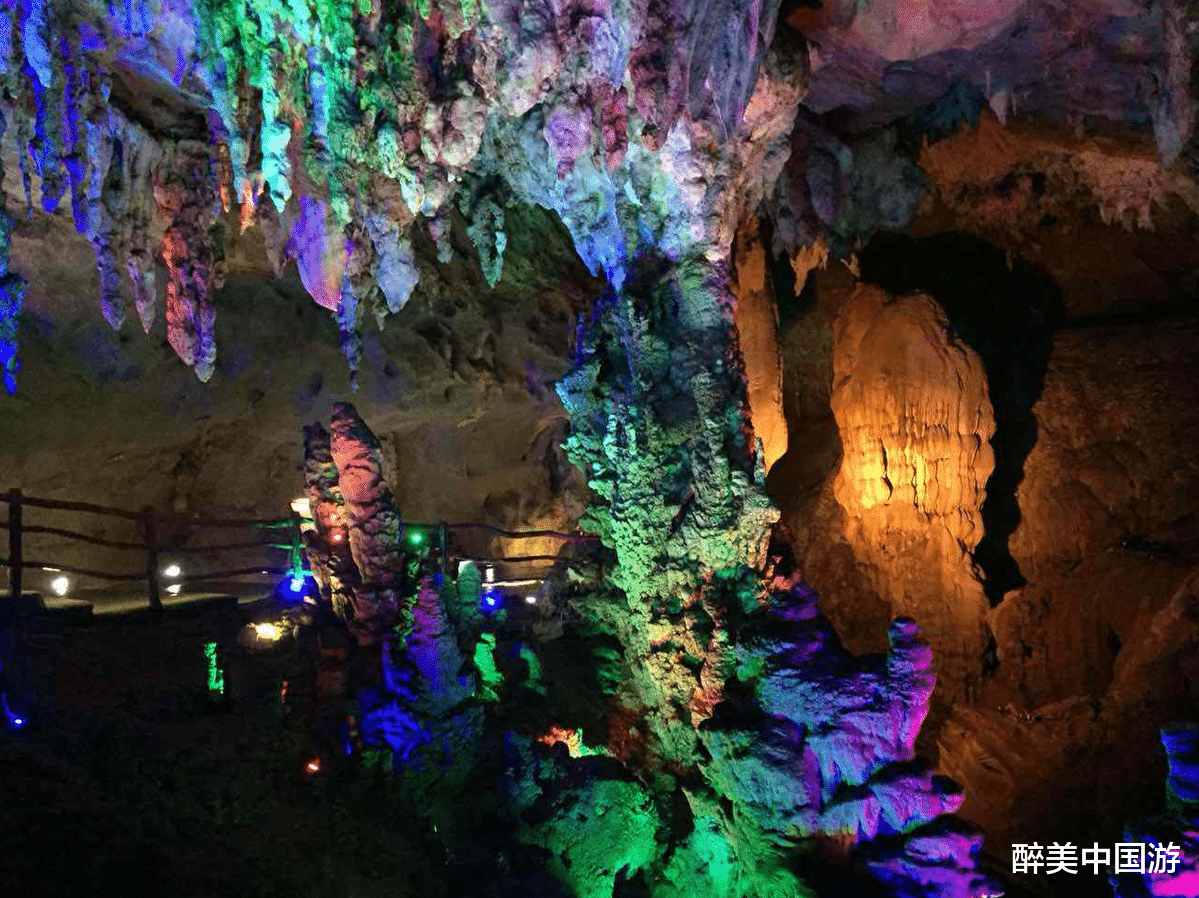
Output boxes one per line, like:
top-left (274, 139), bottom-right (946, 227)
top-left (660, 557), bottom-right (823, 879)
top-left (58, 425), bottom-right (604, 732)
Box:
top-left (829, 286), bottom-right (995, 699)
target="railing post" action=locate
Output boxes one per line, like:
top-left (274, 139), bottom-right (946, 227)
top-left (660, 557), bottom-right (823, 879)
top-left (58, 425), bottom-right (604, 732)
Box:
top-left (143, 505), bottom-right (162, 612)
top-left (7, 489), bottom-right (22, 601)
top-left (438, 521), bottom-right (448, 579)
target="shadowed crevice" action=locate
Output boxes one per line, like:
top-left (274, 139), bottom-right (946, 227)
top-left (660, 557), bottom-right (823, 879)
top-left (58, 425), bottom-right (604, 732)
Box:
top-left (857, 231), bottom-right (1064, 607)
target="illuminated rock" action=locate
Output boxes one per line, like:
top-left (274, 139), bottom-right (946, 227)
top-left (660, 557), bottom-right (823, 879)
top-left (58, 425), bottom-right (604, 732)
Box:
top-left (326, 401), bottom-right (404, 643)
top-left (702, 576), bottom-right (1001, 896)
top-left (1114, 725), bottom-right (1199, 898)
top-left (828, 285), bottom-right (995, 699)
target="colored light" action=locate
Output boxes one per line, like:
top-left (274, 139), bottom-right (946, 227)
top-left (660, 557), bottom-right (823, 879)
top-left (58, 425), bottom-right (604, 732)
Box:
top-left (50, 575), bottom-right (70, 597)
top-left (306, 759), bottom-right (321, 774)
top-left (288, 576), bottom-right (306, 593)
top-left (254, 622), bottom-right (282, 641)
top-left (408, 529), bottom-right (424, 545)
top-left (481, 590), bottom-right (501, 613)
top-left (1, 694), bottom-right (23, 729)
top-left (162, 564), bottom-right (182, 579)
top-left (331, 530), bottom-right (345, 543)
top-left (204, 642), bottom-right (225, 694)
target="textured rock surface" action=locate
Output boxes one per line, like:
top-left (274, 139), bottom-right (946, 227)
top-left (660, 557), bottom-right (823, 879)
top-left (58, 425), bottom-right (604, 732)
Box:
top-left (828, 286), bottom-right (994, 700)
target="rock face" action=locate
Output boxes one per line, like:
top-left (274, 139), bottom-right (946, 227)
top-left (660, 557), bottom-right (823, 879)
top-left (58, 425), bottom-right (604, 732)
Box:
top-left (733, 218), bottom-right (788, 473)
top-left (702, 575), bottom-right (1002, 898)
top-left (819, 285), bottom-right (995, 700)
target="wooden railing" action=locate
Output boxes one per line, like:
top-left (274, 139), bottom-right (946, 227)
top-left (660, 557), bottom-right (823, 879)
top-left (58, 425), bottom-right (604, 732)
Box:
top-left (0, 488), bottom-right (602, 611)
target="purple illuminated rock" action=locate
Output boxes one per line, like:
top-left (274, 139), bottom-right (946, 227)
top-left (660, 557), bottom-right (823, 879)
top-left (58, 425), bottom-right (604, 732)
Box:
top-left (1114, 725), bottom-right (1199, 898)
top-left (701, 575), bottom-right (1001, 896)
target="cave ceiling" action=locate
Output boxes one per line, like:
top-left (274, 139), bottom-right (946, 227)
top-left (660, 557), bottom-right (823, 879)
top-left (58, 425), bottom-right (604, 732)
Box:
top-left (0, 0), bottom-right (1193, 394)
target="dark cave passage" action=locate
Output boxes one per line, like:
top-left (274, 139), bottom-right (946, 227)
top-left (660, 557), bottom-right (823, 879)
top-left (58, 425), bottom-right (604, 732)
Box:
top-left (857, 232), bottom-right (1065, 607)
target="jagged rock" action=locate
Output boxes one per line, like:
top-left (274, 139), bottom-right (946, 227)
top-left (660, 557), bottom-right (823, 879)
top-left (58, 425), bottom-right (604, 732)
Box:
top-left (828, 285), bottom-right (995, 700)
top-left (700, 576), bottom-right (1001, 896)
top-left (326, 401), bottom-right (405, 643)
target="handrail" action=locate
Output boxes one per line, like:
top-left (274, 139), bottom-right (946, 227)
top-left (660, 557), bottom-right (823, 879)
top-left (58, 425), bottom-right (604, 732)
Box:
top-left (0, 491), bottom-right (144, 521)
top-left (0, 521), bottom-right (145, 550)
top-left (441, 522), bottom-right (599, 542)
top-left (179, 566), bottom-right (290, 582)
top-left (0, 557), bottom-right (146, 582)
top-left (0, 489), bottom-right (290, 528)
top-left (3, 486), bottom-right (602, 610)
top-left (459, 554), bottom-right (590, 565)
top-left (172, 540), bottom-right (290, 554)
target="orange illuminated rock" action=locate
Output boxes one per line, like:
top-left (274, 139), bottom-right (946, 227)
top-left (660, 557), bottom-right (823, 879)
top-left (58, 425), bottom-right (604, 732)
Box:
top-left (733, 219), bottom-right (788, 472)
top-left (829, 285), bottom-right (995, 699)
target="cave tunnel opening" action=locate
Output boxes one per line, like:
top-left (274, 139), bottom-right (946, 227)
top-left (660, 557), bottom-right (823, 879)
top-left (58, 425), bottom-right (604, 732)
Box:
top-left (857, 231), bottom-right (1065, 607)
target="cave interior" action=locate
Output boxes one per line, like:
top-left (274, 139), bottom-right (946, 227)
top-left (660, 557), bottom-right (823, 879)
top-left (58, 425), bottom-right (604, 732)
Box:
top-left (1, 2), bottom-right (1199, 898)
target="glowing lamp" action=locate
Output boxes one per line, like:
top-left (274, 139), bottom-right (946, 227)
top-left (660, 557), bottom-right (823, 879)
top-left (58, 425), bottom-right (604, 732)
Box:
top-left (407, 529), bottom-right (424, 546)
top-left (3, 694), bottom-right (27, 730)
top-left (305, 759), bottom-right (321, 774)
top-left (254, 623), bottom-right (282, 641)
top-left (50, 575), bottom-right (70, 597)
top-left (166, 584), bottom-right (182, 596)
top-left (485, 566), bottom-right (495, 583)
top-left (290, 497), bottom-right (312, 518)
top-left (330, 530), bottom-right (346, 544)
top-left (288, 576), bottom-right (306, 594)
top-left (481, 590), bottom-right (502, 613)
top-left (524, 594), bottom-right (537, 605)
top-left (162, 563), bottom-right (182, 579)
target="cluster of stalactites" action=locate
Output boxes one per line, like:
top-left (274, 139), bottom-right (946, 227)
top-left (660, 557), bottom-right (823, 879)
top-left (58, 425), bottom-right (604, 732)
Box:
top-left (0, 0), bottom-right (794, 389)
top-left (0, 0), bottom-right (439, 388)
top-left (0, 1), bottom-right (162, 386)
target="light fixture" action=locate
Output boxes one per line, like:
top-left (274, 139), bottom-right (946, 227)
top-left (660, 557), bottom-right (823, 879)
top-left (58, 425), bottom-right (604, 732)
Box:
top-left (166, 584), bottom-right (182, 596)
top-left (254, 622), bottom-right (282, 641)
top-left (407, 529), bottom-right (424, 546)
top-left (50, 575), bottom-right (70, 597)
top-left (288, 575), bottom-right (306, 594)
top-left (305, 758), bottom-right (321, 774)
top-left (2, 694), bottom-right (25, 729)
top-left (485, 566), bottom-right (495, 583)
top-left (162, 563), bottom-right (182, 579)
top-left (524, 594), bottom-right (537, 605)
top-left (290, 497), bottom-right (312, 518)
top-left (481, 590), bottom-right (501, 613)
top-left (330, 530), bottom-right (346, 544)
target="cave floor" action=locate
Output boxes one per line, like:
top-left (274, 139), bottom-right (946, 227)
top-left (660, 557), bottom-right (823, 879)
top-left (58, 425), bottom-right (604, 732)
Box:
top-left (0, 605), bottom-right (444, 898)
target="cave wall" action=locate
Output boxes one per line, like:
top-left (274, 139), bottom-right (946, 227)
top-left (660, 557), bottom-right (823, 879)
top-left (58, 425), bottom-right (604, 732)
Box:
top-left (0, 198), bottom-right (596, 586)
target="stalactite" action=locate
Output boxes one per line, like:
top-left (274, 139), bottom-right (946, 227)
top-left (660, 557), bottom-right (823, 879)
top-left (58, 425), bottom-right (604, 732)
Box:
top-left (156, 140), bottom-right (226, 381)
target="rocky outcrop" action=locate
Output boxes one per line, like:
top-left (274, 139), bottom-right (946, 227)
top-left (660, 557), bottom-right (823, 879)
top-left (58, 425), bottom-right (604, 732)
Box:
top-left (701, 574), bottom-right (1002, 897)
top-left (826, 285), bottom-right (995, 700)
top-left (297, 402), bottom-right (405, 644)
